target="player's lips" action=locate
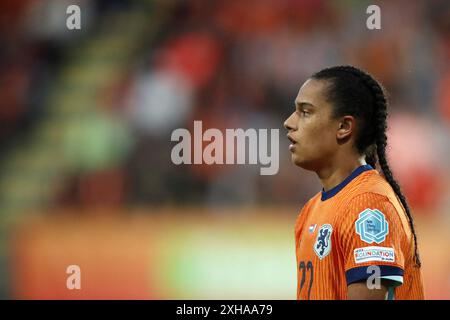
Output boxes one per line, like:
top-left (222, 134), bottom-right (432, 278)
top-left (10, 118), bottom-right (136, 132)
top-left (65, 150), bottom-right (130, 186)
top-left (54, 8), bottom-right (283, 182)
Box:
top-left (287, 134), bottom-right (297, 151)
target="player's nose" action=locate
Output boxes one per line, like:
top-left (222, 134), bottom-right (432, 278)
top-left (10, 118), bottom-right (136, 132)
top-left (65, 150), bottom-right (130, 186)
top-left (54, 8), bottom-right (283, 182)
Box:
top-left (284, 113), bottom-right (296, 131)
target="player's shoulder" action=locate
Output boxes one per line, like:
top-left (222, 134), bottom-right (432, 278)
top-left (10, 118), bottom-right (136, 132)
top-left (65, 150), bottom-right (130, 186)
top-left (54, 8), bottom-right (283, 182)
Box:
top-left (338, 171), bottom-right (409, 231)
top-left (345, 169), bottom-right (400, 205)
top-left (301, 191), bottom-right (322, 212)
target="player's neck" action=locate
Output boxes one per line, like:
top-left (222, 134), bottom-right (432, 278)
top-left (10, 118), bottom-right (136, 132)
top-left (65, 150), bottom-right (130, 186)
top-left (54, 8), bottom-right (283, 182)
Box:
top-left (317, 156), bottom-right (367, 192)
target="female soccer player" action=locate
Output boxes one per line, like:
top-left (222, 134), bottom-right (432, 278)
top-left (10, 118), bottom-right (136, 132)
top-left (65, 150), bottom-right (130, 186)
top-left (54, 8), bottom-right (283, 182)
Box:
top-left (284, 66), bottom-right (424, 300)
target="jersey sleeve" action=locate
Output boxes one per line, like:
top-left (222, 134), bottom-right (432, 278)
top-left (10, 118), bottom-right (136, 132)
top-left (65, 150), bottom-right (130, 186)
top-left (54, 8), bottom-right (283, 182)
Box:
top-left (337, 192), bottom-right (408, 287)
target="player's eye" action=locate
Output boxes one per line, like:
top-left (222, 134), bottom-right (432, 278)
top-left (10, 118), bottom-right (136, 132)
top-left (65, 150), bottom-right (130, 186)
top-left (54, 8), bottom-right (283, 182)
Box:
top-left (295, 109), bottom-right (309, 117)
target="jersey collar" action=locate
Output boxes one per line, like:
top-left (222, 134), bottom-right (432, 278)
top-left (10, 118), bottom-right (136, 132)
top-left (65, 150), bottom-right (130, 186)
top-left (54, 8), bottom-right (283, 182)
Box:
top-left (321, 164), bottom-right (373, 201)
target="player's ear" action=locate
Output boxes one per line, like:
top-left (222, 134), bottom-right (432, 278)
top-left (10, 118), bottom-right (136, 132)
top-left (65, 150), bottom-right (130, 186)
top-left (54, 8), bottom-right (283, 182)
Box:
top-left (336, 115), bottom-right (355, 142)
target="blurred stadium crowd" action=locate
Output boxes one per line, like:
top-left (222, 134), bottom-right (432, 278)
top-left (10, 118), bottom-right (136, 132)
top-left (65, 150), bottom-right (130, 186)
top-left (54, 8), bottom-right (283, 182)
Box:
top-left (1, 0), bottom-right (450, 213)
top-left (0, 0), bottom-right (450, 299)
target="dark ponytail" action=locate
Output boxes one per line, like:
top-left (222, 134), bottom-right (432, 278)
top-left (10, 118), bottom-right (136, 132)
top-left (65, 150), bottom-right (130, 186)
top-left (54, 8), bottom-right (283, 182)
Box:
top-left (312, 65), bottom-right (421, 267)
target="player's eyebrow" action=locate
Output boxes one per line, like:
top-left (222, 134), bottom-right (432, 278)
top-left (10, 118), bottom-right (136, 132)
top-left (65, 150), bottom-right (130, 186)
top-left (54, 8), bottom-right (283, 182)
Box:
top-left (295, 101), bottom-right (315, 109)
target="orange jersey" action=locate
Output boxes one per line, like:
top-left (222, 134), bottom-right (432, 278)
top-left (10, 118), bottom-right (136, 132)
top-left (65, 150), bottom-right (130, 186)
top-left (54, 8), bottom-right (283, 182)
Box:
top-left (295, 165), bottom-right (424, 300)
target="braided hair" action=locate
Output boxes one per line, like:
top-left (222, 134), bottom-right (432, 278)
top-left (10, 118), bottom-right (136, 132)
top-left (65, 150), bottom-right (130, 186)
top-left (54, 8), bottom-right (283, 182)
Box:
top-left (311, 65), bottom-right (421, 267)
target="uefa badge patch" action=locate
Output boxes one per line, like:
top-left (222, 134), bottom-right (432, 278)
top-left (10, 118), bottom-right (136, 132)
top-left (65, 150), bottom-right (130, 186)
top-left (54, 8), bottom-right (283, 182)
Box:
top-left (313, 224), bottom-right (333, 259)
top-left (355, 208), bottom-right (389, 244)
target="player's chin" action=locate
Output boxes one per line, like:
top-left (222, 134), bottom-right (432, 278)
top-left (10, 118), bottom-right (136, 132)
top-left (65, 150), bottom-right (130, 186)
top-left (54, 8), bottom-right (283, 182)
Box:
top-left (291, 152), bottom-right (315, 170)
top-left (290, 153), bottom-right (304, 167)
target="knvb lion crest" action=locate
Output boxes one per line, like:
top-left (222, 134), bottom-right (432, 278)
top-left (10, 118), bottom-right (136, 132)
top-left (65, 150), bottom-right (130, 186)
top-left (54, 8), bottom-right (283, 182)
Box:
top-left (314, 224), bottom-right (333, 259)
top-left (355, 208), bottom-right (389, 244)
